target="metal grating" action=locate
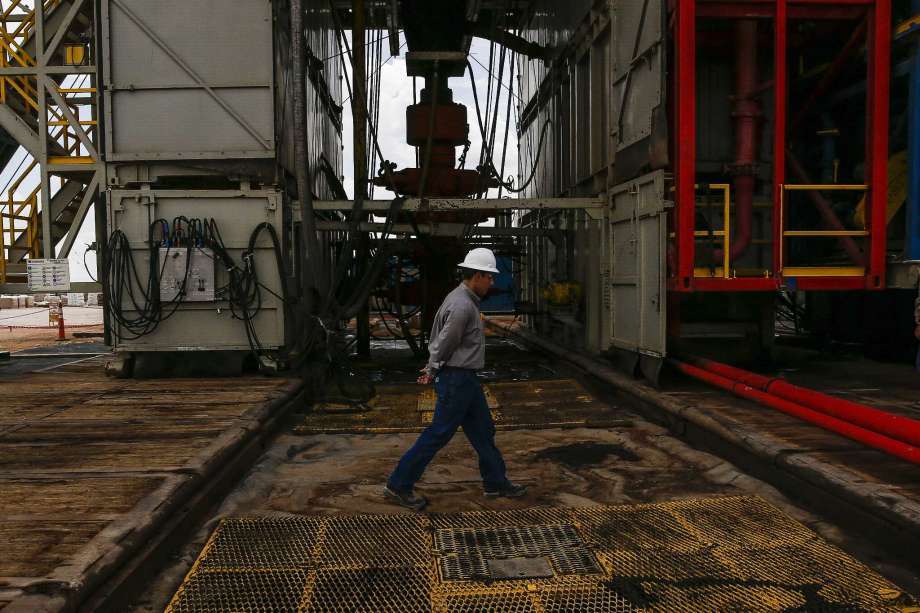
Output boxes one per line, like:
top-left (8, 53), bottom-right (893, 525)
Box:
top-left (316, 513), bottom-right (431, 569)
top-left (440, 590), bottom-right (539, 613)
top-left (167, 496), bottom-right (915, 612)
top-left (303, 568), bottom-right (431, 612)
top-left (435, 524), bottom-right (601, 581)
top-left (166, 570), bottom-right (310, 613)
top-left (539, 581), bottom-right (639, 612)
top-left (196, 516), bottom-right (321, 570)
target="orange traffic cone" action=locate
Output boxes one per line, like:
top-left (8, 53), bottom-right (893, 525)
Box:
top-left (57, 307), bottom-right (65, 341)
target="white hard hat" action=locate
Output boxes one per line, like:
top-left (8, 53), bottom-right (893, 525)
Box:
top-left (458, 247), bottom-right (499, 274)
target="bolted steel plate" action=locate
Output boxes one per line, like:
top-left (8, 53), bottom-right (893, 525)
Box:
top-left (486, 556), bottom-right (554, 579)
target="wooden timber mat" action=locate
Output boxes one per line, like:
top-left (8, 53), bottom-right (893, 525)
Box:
top-left (296, 378), bottom-right (632, 434)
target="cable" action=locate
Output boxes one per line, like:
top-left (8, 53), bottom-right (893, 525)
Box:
top-left (480, 41), bottom-right (496, 166)
top-left (484, 44), bottom-right (507, 189)
top-left (468, 52), bottom-right (524, 104)
top-left (83, 244), bottom-right (97, 282)
top-left (103, 220), bottom-right (191, 341)
top-left (102, 216), bottom-right (302, 369)
top-left (393, 254), bottom-right (425, 357)
top-left (339, 40), bottom-right (407, 106)
top-left (497, 48), bottom-right (516, 199)
top-left (320, 31), bottom-right (394, 62)
top-left (0, 308), bottom-right (48, 321)
top-left (467, 59), bottom-right (551, 194)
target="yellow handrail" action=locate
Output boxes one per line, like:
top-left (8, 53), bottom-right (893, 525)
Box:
top-left (0, 0), bottom-right (90, 276)
top-left (693, 183), bottom-right (732, 279)
top-left (779, 184), bottom-right (869, 276)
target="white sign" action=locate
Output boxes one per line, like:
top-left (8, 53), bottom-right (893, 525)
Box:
top-left (26, 258), bottom-right (71, 292)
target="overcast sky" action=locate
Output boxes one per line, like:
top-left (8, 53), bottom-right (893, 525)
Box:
top-left (339, 35), bottom-right (520, 203)
top-left (2, 34), bottom-right (520, 283)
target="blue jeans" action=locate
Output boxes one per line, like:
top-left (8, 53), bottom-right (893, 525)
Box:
top-left (388, 367), bottom-right (508, 493)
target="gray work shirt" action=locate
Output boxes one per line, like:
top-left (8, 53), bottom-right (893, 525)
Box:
top-left (426, 283), bottom-right (485, 372)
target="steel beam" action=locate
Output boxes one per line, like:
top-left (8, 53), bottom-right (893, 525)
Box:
top-left (866, 0), bottom-right (890, 287)
top-left (57, 172), bottom-right (100, 257)
top-left (0, 105), bottom-right (41, 157)
top-left (353, 0), bottom-right (370, 357)
top-left (39, 0), bottom-right (88, 64)
top-left (315, 220), bottom-right (559, 237)
top-left (0, 66), bottom-right (97, 75)
top-left (674, 0), bottom-right (697, 291)
top-left (311, 197), bottom-right (604, 212)
top-left (774, 0), bottom-right (787, 280)
top-left (0, 281), bottom-right (101, 293)
top-left (43, 75), bottom-right (98, 160)
top-left (907, 0), bottom-right (920, 261)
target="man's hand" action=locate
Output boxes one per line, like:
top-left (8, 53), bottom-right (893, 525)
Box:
top-left (417, 367), bottom-right (434, 385)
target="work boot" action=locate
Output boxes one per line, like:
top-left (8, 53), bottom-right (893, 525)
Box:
top-left (383, 486), bottom-right (428, 511)
top-left (484, 481), bottom-right (528, 499)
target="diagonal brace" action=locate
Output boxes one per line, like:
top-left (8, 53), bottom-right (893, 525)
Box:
top-left (39, 0), bottom-right (88, 65)
top-left (110, 0), bottom-right (271, 149)
top-left (43, 74), bottom-right (98, 160)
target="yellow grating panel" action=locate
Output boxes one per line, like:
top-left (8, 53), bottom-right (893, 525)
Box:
top-left (167, 569), bottom-right (310, 612)
top-left (167, 496), bottom-right (915, 612)
top-left (195, 516), bottom-right (322, 570)
top-left (297, 378), bottom-right (627, 434)
top-left (439, 590), bottom-right (539, 612)
top-left (315, 514), bottom-right (432, 570)
top-left (304, 568), bottom-right (432, 612)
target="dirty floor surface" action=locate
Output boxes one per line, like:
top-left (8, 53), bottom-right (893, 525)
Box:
top-left (128, 339), bottom-right (920, 610)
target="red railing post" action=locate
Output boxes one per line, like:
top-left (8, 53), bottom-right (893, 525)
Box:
top-left (866, 0), bottom-right (890, 289)
top-left (773, 0), bottom-right (787, 283)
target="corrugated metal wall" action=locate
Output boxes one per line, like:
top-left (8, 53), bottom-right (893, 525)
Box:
top-left (515, 1), bottom-right (606, 350)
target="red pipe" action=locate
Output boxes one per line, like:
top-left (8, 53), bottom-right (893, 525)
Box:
top-left (727, 20), bottom-right (760, 262)
top-left (788, 19), bottom-right (867, 137)
top-left (671, 359), bottom-right (920, 465)
top-left (686, 356), bottom-right (920, 448)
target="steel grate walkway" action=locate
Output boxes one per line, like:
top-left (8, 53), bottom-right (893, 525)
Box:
top-left (166, 496), bottom-right (914, 612)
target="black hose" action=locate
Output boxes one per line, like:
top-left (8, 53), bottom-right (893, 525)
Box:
top-left (466, 60), bottom-right (551, 194)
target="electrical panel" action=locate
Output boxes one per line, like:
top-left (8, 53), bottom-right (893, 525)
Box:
top-left (159, 247), bottom-right (216, 302)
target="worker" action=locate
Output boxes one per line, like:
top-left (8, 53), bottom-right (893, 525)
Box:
top-left (384, 248), bottom-right (527, 510)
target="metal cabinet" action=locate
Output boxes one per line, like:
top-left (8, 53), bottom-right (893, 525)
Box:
top-left (604, 170), bottom-right (667, 378)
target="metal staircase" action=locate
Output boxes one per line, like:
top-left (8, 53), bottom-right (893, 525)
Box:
top-left (0, 0), bottom-right (99, 285)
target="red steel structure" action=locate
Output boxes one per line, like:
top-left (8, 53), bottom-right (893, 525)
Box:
top-left (670, 0), bottom-right (891, 293)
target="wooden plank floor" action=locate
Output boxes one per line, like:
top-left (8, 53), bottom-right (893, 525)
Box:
top-left (0, 358), bottom-right (300, 610)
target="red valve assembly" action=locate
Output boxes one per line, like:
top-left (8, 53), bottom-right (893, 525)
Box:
top-left (372, 76), bottom-right (500, 198)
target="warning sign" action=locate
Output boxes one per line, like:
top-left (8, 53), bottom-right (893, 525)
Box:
top-left (26, 258), bottom-right (71, 292)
